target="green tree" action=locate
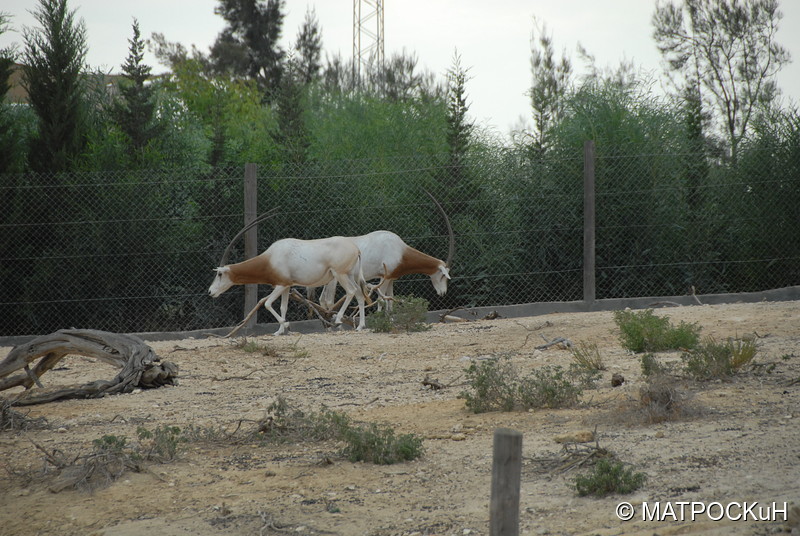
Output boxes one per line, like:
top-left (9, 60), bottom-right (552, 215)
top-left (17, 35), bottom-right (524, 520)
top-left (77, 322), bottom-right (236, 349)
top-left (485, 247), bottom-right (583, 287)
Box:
top-left (0, 12), bottom-right (14, 96)
top-left (443, 52), bottom-right (473, 215)
top-left (535, 74), bottom-right (691, 298)
top-left (271, 58), bottom-right (310, 166)
top-left (294, 7), bottom-right (322, 85)
top-left (163, 58), bottom-right (276, 167)
top-left (22, 0), bottom-right (88, 172)
top-left (369, 51), bottom-right (442, 102)
top-left (149, 31), bottom-right (204, 71)
top-left (652, 0), bottom-right (791, 160)
top-left (0, 12), bottom-right (28, 174)
top-left (111, 19), bottom-right (163, 165)
top-left (210, 0), bottom-right (285, 96)
top-left (528, 18), bottom-right (572, 154)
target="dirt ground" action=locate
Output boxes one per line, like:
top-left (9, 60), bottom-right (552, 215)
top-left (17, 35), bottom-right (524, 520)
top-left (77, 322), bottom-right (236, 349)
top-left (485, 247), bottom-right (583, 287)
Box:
top-left (1, 300), bottom-right (799, 536)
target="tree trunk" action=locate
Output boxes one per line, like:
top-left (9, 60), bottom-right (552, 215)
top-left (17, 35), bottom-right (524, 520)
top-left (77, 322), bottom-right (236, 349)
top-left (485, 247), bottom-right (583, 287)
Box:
top-left (0, 329), bottom-right (178, 406)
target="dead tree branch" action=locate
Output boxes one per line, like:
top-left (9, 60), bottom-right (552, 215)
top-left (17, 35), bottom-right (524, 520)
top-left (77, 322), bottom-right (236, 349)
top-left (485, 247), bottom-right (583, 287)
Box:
top-left (0, 329), bottom-right (178, 406)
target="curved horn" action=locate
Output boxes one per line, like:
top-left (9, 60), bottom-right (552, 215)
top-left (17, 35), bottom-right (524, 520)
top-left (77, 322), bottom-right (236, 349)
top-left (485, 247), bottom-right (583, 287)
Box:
top-left (423, 189), bottom-right (455, 267)
top-left (218, 207), bottom-right (280, 267)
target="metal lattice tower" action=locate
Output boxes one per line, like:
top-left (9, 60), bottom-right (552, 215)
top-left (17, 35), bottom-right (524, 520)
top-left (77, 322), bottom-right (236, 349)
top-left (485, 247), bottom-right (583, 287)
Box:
top-left (352, 0), bottom-right (384, 85)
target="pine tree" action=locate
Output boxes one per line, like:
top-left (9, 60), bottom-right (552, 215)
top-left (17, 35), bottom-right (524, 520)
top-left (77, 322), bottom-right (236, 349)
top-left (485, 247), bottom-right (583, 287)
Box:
top-left (271, 57), bottom-right (309, 165)
top-left (529, 18), bottom-right (571, 154)
top-left (444, 52), bottom-right (474, 216)
top-left (446, 52), bottom-right (473, 172)
top-left (112, 19), bottom-right (162, 163)
top-left (22, 0), bottom-right (88, 172)
top-left (294, 7), bottom-right (322, 85)
top-left (0, 13), bottom-right (23, 173)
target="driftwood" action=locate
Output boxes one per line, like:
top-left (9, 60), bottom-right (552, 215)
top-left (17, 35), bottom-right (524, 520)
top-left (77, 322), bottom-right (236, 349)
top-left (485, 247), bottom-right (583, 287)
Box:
top-left (0, 329), bottom-right (178, 406)
top-left (534, 336), bottom-right (573, 350)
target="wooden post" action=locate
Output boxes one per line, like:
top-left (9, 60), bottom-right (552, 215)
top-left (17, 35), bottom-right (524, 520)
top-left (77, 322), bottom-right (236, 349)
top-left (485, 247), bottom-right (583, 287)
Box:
top-left (243, 163), bottom-right (258, 329)
top-left (490, 428), bottom-right (522, 536)
top-left (583, 140), bottom-right (596, 305)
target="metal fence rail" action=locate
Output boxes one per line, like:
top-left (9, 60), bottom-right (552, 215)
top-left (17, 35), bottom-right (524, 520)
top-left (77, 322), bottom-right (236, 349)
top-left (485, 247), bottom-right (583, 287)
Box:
top-left (1, 143), bottom-right (798, 337)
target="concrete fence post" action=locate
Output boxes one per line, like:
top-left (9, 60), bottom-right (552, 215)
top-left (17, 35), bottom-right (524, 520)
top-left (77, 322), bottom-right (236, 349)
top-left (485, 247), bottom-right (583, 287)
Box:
top-left (490, 428), bottom-right (523, 536)
top-left (583, 140), bottom-right (596, 305)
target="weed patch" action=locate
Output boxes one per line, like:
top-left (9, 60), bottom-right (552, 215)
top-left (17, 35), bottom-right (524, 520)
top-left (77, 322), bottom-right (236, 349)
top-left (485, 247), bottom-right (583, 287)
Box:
top-left (255, 398), bottom-right (423, 464)
top-left (640, 353), bottom-right (671, 377)
top-left (232, 336), bottom-right (308, 359)
top-left (681, 336), bottom-right (758, 380)
top-left (31, 425), bottom-right (188, 493)
top-left (638, 374), bottom-right (691, 424)
top-left (367, 295), bottom-right (430, 333)
top-left (341, 423), bottom-right (424, 465)
top-left (460, 356), bottom-right (596, 413)
top-left (570, 341), bottom-right (606, 371)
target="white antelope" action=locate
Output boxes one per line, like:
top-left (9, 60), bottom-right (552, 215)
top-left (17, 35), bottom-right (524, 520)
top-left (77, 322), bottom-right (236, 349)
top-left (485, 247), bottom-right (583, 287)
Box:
top-left (209, 212), bottom-right (371, 335)
top-left (314, 191), bottom-right (455, 313)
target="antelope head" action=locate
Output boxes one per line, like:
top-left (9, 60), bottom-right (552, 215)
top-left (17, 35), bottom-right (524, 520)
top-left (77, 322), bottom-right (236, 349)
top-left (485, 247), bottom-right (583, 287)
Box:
top-left (208, 208), bottom-right (279, 298)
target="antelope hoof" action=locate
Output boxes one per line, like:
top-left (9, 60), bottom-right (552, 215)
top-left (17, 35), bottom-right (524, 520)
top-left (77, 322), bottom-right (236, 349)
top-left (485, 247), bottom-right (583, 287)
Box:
top-left (273, 323), bottom-right (290, 336)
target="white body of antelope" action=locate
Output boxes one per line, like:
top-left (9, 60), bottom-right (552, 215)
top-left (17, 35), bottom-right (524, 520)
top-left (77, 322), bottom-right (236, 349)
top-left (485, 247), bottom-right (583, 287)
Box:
top-left (317, 230), bottom-right (451, 312)
top-left (209, 236), bottom-right (370, 335)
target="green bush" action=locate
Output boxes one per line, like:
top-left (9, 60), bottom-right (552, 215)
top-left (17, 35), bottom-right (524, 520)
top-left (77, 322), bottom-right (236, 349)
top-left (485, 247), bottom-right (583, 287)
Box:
top-left (574, 458), bottom-right (647, 497)
top-left (367, 295), bottom-right (430, 333)
top-left (516, 365), bottom-right (585, 409)
top-left (614, 309), bottom-right (701, 353)
top-left (460, 356), bottom-right (592, 413)
top-left (92, 434), bottom-right (131, 456)
top-left (460, 356), bottom-right (519, 413)
top-left (341, 423), bottom-right (424, 465)
top-left (257, 398), bottom-right (352, 442)
top-left (681, 336), bottom-right (757, 380)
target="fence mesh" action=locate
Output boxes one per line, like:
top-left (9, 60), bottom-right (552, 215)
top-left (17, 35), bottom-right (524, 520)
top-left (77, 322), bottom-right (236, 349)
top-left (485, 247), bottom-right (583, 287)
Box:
top-left (2, 144), bottom-right (799, 337)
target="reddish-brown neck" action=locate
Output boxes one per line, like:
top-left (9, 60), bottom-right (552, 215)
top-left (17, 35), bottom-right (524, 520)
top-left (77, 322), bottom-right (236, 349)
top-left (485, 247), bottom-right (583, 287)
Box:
top-left (386, 247), bottom-right (442, 279)
top-left (228, 256), bottom-right (292, 287)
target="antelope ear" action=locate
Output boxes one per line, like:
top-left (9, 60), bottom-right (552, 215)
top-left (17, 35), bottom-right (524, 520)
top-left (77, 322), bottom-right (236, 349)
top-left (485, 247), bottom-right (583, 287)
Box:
top-left (439, 265), bottom-right (451, 279)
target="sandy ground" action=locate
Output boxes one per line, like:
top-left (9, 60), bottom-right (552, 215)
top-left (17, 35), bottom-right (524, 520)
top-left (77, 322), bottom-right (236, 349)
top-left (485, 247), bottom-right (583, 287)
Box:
top-left (1, 300), bottom-right (799, 536)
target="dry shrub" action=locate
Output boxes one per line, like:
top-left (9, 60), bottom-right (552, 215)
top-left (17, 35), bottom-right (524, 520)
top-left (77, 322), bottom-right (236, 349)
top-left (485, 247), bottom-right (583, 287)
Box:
top-left (570, 341), bottom-right (606, 371)
top-left (1, 399), bottom-right (48, 432)
top-left (638, 374), bottom-right (691, 424)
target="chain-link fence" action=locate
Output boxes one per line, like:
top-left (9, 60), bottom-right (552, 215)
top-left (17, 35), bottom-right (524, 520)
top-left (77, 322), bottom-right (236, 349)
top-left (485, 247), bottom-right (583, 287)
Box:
top-left (2, 143), bottom-right (799, 337)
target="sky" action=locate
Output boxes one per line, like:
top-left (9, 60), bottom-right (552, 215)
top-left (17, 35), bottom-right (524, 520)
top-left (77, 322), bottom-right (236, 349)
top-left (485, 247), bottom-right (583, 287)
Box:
top-left (2, 0), bottom-right (799, 135)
